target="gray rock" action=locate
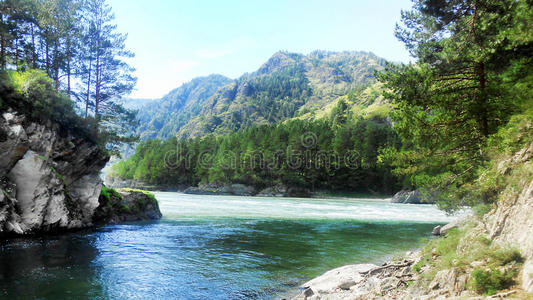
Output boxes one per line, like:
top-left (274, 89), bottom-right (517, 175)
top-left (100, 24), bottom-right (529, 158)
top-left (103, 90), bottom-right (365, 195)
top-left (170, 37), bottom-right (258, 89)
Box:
top-left (257, 185), bottom-right (288, 197)
top-left (439, 215), bottom-right (469, 236)
top-left (287, 187), bottom-right (311, 198)
top-left (93, 189), bottom-right (162, 224)
top-left (293, 287), bottom-right (314, 300)
top-left (0, 109), bottom-right (108, 236)
top-left (432, 225), bottom-right (442, 236)
top-left (391, 190), bottom-right (428, 204)
top-left (228, 184), bottom-right (255, 196)
top-left (184, 186), bottom-right (217, 195)
top-left (299, 263), bottom-right (377, 295)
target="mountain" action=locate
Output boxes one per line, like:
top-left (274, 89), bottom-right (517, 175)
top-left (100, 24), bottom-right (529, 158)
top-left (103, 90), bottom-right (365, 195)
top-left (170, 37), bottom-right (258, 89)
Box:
top-left (134, 74), bottom-right (232, 140)
top-left (132, 50), bottom-right (387, 140)
top-left (176, 50), bottom-right (387, 138)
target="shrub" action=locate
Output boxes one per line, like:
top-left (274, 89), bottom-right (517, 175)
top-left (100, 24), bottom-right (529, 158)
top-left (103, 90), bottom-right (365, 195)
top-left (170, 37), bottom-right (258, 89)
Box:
top-left (489, 248), bottom-right (523, 266)
top-left (101, 186), bottom-right (121, 201)
top-left (1, 70), bottom-right (101, 146)
top-left (473, 203), bottom-right (492, 217)
top-left (471, 268), bottom-right (516, 296)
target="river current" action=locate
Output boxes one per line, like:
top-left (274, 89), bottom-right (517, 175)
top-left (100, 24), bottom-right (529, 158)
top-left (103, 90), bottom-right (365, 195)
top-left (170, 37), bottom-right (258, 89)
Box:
top-left (0, 192), bottom-right (456, 299)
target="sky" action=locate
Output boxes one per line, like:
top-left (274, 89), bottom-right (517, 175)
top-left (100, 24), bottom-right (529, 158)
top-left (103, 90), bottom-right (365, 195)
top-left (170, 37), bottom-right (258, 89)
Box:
top-left (108, 0), bottom-right (414, 99)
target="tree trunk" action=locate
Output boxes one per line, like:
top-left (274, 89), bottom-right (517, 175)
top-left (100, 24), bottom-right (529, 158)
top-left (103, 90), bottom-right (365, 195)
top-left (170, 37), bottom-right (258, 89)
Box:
top-left (45, 37), bottom-right (50, 76)
top-left (86, 60), bottom-right (92, 118)
top-left (14, 38), bottom-right (18, 70)
top-left (53, 38), bottom-right (60, 90)
top-left (30, 24), bottom-right (37, 68)
top-left (1, 32), bottom-right (5, 70)
top-left (478, 62), bottom-right (488, 137)
top-left (66, 35), bottom-right (71, 96)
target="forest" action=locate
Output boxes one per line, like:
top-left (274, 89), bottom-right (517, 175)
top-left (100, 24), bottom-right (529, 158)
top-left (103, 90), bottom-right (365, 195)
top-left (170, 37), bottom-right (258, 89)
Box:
top-left (110, 108), bottom-right (400, 194)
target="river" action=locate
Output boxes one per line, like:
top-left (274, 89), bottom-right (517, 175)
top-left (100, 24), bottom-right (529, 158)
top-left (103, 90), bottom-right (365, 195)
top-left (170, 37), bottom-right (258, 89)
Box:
top-left (0, 192), bottom-right (456, 299)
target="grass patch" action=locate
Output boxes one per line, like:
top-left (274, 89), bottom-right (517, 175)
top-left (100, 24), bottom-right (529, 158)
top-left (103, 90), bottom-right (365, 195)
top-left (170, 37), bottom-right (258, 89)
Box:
top-left (101, 186), bottom-right (122, 201)
top-left (121, 204), bottom-right (130, 212)
top-left (412, 223), bottom-right (523, 296)
top-left (473, 203), bottom-right (492, 217)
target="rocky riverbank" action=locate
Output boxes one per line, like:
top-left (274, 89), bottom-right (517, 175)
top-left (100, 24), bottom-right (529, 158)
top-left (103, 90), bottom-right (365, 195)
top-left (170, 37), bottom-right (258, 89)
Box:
top-left (106, 179), bottom-right (404, 200)
top-left (292, 143), bottom-right (533, 299)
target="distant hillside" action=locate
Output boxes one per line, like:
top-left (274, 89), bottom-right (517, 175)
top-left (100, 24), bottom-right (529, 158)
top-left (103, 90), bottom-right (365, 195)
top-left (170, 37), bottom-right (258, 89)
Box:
top-left (177, 50), bottom-right (387, 138)
top-left (135, 74), bottom-right (232, 140)
top-left (121, 98), bottom-right (156, 110)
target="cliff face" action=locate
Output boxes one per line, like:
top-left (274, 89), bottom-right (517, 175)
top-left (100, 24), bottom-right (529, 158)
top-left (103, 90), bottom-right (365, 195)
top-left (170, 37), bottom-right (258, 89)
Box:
top-left (484, 142), bottom-right (533, 293)
top-left (0, 109), bottom-right (109, 236)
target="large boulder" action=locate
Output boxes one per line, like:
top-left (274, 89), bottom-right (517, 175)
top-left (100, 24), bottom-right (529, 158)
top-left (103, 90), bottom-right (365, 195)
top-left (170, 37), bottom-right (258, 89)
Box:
top-left (93, 188), bottom-right (162, 224)
top-left (391, 190), bottom-right (430, 204)
top-left (0, 110), bottom-right (108, 236)
top-left (297, 264), bottom-right (377, 296)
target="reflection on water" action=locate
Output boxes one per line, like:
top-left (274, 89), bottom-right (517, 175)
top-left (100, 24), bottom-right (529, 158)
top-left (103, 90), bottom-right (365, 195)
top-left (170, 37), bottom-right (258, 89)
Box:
top-left (0, 233), bottom-right (103, 298)
top-left (0, 194), bottom-right (452, 299)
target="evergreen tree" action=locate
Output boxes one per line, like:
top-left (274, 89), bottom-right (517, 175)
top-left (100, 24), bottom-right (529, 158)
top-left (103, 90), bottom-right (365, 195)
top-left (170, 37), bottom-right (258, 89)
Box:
top-left (378, 0), bottom-right (533, 210)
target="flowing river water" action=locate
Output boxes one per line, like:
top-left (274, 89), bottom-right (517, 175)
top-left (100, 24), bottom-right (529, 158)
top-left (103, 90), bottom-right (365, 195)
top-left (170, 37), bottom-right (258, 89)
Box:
top-left (0, 192), bottom-right (458, 299)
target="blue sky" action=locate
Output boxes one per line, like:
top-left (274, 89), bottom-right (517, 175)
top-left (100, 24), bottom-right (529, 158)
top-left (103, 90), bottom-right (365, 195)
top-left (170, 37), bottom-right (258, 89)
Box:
top-left (108, 0), bottom-right (414, 99)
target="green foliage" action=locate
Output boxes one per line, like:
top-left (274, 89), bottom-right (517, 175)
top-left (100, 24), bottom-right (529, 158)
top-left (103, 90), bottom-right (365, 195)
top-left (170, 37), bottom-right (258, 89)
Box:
top-left (111, 117), bottom-right (400, 194)
top-left (377, 0), bottom-right (533, 212)
top-left (100, 186), bottom-right (121, 201)
top-left (100, 186), bottom-right (112, 200)
top-left (1, 0), bottom-right (138, 152)
top-left (1, 70), bottom-right (100, 145)
top-left (473, 204), bottom-right (492, 218)
top-left (174, 51), bottom-right (387, 138)
top-left (471, 268), bottom-right (516, 296)
top-left (136, 75), bottom-right (232, 140)
top-left (489, 248), bottom-right (524, 266)
top-left (121, 204), bottom-right (130, 212)
top-left (413, 222), bottom-right (523, 296)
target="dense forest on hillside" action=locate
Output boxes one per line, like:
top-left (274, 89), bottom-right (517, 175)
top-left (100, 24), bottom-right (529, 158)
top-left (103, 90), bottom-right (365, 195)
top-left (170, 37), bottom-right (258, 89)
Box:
top-left (135, 74), bottom-right (232, 140)
top-left (129, 51), bottom-right (387, 141)
top-left (110, 111), bottom-right (400, 194)
top-left (178, 51), bottom-right (386, 138)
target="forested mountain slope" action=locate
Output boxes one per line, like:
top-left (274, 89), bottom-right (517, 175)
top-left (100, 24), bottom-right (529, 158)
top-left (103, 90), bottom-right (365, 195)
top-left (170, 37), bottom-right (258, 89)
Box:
top-left (176, 50), bottom-right (387, 138)
top-left (134, 74), bottom-right (232, 140)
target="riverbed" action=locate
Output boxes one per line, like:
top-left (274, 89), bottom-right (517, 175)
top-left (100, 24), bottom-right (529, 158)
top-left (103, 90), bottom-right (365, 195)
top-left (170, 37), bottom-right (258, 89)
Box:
top-left (0, 193), bottom-right (456, 299)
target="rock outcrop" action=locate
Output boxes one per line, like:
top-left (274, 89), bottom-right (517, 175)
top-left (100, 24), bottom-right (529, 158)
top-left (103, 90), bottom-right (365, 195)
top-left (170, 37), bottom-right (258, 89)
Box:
top-left (483, 142), bottom-right (533, 293)
top-left (93, 188), bottom-right (162, 224)
top-left (390, 190), bottom-right (428, 204)
top-left (0, 109), bottom-right (108, 236)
